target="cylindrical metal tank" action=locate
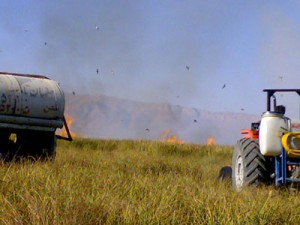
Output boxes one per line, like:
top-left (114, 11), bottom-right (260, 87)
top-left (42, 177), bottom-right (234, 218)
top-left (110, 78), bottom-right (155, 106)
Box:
top-left (0, 73), bottom-right (65, 128)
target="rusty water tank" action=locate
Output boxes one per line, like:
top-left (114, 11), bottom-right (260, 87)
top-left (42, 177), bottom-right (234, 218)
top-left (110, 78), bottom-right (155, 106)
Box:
top-left (0, 72), bottom-right (65, 130)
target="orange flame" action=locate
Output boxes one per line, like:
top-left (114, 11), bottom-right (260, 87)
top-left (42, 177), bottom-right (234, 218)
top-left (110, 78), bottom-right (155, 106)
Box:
top-left (207, 136), bottom-right (215, 146)
top-left (166, 135), bottom-right (185, 144)
top-left (160, 128), bottom-right (185, 144)
top-left (160, 128), bottom-right (171, 141)
top-left (58, 114), bottom-right (78, 138)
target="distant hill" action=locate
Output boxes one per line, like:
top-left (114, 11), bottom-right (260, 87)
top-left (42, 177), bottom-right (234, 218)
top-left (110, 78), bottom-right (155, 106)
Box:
top-left (64, 93), bottom-right (260, 145)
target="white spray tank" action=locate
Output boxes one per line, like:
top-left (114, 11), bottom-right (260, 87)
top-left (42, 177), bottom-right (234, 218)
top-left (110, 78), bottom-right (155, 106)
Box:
top-left (259, 111), bottom-right (289, 156)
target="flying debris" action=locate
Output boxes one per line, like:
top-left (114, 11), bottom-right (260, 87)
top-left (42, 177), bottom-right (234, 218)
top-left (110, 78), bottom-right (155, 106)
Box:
top-left (145, 128), bottom-right (150, 131)
top-left (96, 26), bottom-right (100, 30)
top-left (44, 42), bottom-right (47, 45)
top-left (72, 91), bottom-right (75, 95)
top-left (96, 69), bottom-right (99, 74)
top-left (194, 119), bottom-right (197, 123)
top-left (222, 84), bottom-right (226, 89)
top-left (240, 108), bottom-right (244, 111)
top-left (186, 65), bottom-right (190, 70)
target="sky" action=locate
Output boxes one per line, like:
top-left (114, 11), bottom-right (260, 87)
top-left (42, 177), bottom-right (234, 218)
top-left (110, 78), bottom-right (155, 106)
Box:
top-left (1, 1), bottom-right (300, 117)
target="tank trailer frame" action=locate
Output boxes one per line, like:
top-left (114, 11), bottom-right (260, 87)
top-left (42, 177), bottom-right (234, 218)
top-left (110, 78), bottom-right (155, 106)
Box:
top-left (0, 72), bottom-right (72, 161)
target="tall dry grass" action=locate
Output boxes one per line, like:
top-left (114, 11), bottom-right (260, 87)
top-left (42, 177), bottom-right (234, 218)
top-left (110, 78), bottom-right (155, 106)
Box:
top-left (0, 138), bottom-right (299, 224)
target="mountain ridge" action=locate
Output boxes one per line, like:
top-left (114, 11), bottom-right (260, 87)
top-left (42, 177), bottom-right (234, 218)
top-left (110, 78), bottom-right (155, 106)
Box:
top-left (64, 93), bottom-right (260, 144)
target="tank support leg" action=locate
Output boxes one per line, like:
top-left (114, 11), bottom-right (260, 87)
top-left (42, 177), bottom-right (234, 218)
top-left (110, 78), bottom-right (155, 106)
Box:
top-left (281, 148), bottom-right (287, 184)
top-left (275, 154), bottom-right (280, 186)
top-left (275, 148), bottom-right (287, 186)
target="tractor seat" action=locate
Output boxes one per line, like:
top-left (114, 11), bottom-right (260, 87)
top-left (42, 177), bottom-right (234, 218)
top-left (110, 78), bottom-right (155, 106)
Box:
top-left (281, 132), bottom-right (300, 157)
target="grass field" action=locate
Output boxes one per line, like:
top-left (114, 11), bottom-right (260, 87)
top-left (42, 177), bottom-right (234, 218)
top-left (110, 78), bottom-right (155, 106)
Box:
top-left (0, 138), bottom-right (299, 224)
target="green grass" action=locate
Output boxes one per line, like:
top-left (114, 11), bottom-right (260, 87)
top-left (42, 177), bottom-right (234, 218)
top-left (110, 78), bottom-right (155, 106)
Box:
top-left (0, 138), bottom-right (299, 224)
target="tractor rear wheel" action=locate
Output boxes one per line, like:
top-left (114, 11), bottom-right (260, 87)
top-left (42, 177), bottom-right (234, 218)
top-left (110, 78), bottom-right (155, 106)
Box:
top-left (232, 138), bottom-right (271, 191)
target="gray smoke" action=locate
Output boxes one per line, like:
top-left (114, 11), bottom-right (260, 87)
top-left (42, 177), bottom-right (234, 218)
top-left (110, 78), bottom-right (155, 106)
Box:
top-left (65, 94), bottom-right (259, 144)
top-left (32, 1), bottom-right (237, 104)
top-left (2, 1), bottom-right (300, 142)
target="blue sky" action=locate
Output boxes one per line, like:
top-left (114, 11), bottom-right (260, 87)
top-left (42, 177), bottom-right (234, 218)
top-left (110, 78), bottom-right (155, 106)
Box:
top-left (1, 1), bottom-right (300, 117)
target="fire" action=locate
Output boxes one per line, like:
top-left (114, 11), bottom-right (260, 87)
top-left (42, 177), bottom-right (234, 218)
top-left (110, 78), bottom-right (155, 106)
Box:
top-left (58, 114), bottom-right (77, 138)
top-left (207, 136), bottom-right (215, 146)
top-left (160, 128), bottom-right (171, 141)
top-left (160, 128), bottom-right (185, 144)
top-left (166, 135), bottom-right (185, 144)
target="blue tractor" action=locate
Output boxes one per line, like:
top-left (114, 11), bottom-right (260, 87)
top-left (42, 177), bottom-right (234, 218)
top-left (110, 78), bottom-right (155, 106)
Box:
top-left (232, 89), bottom-right (300, 191)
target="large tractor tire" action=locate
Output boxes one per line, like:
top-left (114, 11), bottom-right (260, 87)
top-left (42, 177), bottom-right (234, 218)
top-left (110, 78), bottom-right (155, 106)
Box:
top-left (36, 132), bottom-right (57, 160)
top-left (232, 138), bottom-right (271, 191)
top-left (15, 131), bottom-right (57, 161)
top-left (0, 131), bottom-right (15, 162)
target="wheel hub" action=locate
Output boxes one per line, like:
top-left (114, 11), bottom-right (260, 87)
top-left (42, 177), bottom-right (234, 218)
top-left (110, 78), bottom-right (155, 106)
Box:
top-left (235, 155), bottom-right (244, 189)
